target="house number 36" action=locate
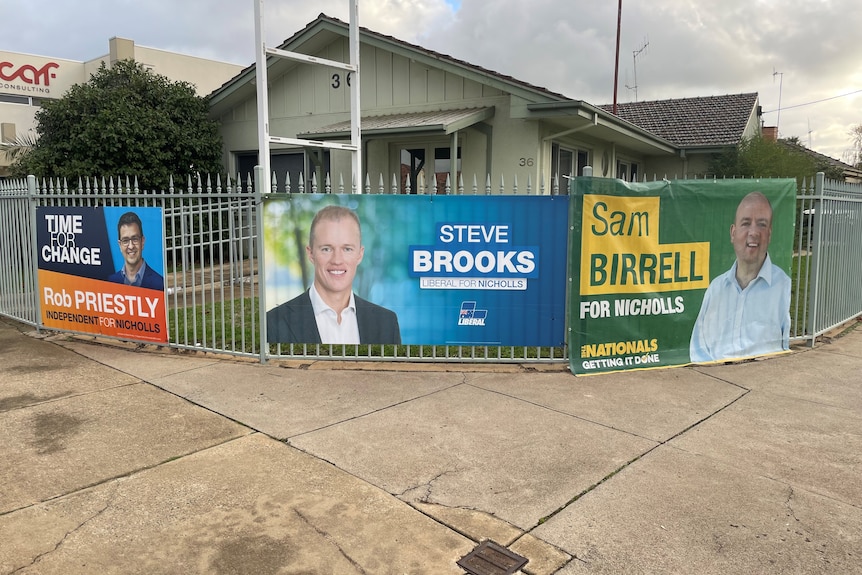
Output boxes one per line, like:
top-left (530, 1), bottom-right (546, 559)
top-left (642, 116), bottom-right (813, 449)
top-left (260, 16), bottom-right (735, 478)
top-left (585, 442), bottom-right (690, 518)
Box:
top-left (331, 73), bottom-right (352, 89)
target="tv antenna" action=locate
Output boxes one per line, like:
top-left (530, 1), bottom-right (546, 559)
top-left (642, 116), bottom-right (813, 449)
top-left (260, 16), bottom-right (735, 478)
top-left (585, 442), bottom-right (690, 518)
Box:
top-left (625, 39), bottom-right (649, 101)
top-left (773, 68), bottom-right (784, 132)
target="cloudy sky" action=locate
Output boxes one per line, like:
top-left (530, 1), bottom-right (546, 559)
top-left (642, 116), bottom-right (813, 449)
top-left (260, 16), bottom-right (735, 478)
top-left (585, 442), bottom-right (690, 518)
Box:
top-left (3, 0), bottom-right (860, 163)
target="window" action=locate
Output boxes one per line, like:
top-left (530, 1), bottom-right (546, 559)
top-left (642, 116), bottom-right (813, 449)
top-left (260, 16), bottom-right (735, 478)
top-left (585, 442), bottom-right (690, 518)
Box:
top-left (617, 160), bottom-right (639, 182)
top-left (399, 146), bottom-right (461, 194)
top-left (551, 143), bottom-right (590, 194)
top-left (0, 94), bottom-right (30, 105)
top-left (0, 94), bottom-right (49, 106)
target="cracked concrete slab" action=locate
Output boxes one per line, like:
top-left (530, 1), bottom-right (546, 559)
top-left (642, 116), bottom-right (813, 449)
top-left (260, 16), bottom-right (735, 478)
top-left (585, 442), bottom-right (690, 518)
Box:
top-left (534, 447), bottom-right (862, 574)
top-left (4, 315), bottom-right (861, 574)
top-left (669, 389), bottom-right (862, 505)
top-left (147, 361), bottom-right (466, 439)
top-left (290, 384), bottom-right (657, 529)
top-left (1, 383), bottom-right (250, 513)
top-left (412, 501), bottom-right (524, 546)
top-left (59, 339), bottom-right (469, 439)
top-left (58, 338), bottom-right (225, 380)
top-left (693, 343), bottom-right (862, 412)
top-left (0, 328), bottom-right (140, 410)
top-left (0, 434), bottom-right (473, 575)
top-left (509, 533), bottom-right (572, 575)
top-left (467, 368), bottom-right (746, 442)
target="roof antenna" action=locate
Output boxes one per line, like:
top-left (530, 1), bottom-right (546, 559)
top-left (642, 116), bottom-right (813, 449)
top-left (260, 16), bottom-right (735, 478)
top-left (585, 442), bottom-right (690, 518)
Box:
top-left (773, 68), bottom-right (784, 133)
top-left (625, 38), bottom-right (649, 101)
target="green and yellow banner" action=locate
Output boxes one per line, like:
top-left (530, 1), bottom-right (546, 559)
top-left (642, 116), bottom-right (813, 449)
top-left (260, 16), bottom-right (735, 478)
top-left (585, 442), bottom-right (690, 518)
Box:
top-left (569, 177), bottom-right (796, 375)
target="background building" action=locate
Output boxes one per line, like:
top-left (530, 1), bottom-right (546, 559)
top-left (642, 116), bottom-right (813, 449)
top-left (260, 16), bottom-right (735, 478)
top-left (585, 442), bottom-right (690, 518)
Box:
top-left (0, 37), bottom-right (244, 177)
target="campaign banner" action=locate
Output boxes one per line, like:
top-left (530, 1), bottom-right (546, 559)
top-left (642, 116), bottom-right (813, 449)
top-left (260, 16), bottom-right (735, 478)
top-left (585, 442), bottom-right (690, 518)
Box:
top-left (264, 194), bottom-right (569, 347)
top-left (569, 177), bottom-right (796, 375)
top-left (36, 206), bottom-right (167, 343)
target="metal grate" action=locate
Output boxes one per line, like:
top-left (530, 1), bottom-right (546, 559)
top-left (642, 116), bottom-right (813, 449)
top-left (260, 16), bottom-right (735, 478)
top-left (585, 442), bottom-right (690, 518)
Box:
top-left (457, 540), bottom-right (528, 575)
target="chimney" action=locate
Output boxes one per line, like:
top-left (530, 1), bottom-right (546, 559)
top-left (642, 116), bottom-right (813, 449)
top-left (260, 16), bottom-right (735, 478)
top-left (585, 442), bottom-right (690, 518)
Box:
top-left (762, 126), bottom-right (778, 142)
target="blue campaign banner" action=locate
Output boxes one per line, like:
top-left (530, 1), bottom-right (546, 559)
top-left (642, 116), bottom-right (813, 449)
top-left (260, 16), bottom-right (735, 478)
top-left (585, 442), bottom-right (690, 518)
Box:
top-left (264, 194), bottom-right (570, 347)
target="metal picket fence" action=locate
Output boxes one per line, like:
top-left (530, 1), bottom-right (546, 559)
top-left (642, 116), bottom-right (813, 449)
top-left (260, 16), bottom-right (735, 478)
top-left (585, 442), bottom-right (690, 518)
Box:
top-left (2, 171), bottom-right (861, 364)
top-left (793, 172), bottom-right (862, 341)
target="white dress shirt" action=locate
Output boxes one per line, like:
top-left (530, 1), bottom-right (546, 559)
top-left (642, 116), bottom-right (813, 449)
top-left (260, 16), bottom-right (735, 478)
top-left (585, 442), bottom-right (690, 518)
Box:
top-left (309, 283), bottom-right (361, 344)
top-left (690, 254), bottom-right (791, 362)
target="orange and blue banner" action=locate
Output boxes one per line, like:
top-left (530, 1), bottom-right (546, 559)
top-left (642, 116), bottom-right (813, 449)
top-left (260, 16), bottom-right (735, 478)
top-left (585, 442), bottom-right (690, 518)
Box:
top-left (36, 206), bottom-right (167, 343)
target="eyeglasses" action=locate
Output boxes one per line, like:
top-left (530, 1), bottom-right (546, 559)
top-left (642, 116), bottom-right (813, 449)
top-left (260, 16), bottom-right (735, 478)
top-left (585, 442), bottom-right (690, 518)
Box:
top-left (119, 235), bottom-right (142, 247)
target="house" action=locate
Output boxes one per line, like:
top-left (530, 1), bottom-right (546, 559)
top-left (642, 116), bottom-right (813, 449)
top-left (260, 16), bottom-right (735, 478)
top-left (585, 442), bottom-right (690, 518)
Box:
top-left (222, 15), bottom-right (792, 194)
top-left (771, 133), bottom-right (862, 184)
top-left (0, 38), bottom-right (244, 177)
top-left (210, 14), bottom-right (765, 193)
top-left (600, 93), bottom-right (763, 178)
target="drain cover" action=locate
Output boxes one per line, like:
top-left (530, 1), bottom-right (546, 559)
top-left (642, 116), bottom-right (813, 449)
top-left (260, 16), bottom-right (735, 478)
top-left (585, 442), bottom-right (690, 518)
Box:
top-left (457, 540), bottom-right (528, 575)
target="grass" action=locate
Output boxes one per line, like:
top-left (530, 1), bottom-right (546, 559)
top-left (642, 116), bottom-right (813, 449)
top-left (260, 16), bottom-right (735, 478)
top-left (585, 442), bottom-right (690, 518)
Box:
top-left (791, 253), bottom-right (811, 335)
top-left (168, 296), bottom-right (567, 360)
top-left (169, 256), bottom-right (815, 358)
top-left (168, 296), bottom-right (260, 354)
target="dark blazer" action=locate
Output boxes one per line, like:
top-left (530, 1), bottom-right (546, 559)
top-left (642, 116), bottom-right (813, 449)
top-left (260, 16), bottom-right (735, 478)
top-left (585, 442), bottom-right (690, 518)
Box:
top-left (266, 289), bottom-right (401, 345)
top-left (107, 262), bottom-right (164, 291)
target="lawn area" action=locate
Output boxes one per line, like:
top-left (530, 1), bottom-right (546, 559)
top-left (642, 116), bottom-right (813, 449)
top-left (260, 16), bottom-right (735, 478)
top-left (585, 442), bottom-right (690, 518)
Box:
top-left (168, 256), bottom-right (815, 357)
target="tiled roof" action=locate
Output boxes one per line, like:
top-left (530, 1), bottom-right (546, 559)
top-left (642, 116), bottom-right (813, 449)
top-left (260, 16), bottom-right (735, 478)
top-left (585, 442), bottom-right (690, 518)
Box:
top-left (780, 139), bottom-right (854, 169)
top-left (779, 139), bottom-right (862, 179)
top-left (599, 93), bottom-right (759, 147)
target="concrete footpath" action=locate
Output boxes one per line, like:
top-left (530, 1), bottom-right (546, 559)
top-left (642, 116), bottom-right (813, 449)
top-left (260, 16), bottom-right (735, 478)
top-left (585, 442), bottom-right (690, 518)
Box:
top-left (1, 316), bottom-right (860, 575)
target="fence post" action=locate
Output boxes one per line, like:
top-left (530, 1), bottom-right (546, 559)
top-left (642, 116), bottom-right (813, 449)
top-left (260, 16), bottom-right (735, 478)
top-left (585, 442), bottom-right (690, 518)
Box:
top-left (254, 164), bottom-right (268, 363)
top-left (27, 175), bottom-right (41, 330)
top-left (806, 171), bottom-right (825, 347)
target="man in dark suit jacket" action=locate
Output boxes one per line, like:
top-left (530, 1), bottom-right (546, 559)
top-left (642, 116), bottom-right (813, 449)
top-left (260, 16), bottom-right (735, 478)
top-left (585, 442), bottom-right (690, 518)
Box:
top-left (266, 204), bottom-right (401, 345)
top-left (107, 211), bottom-right (164, 291)
top-left (267, 289), bottom-right (400, 344)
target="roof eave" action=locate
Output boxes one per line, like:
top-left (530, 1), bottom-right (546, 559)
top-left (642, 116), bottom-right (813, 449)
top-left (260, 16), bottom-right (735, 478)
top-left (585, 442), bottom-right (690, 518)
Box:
top-left (210, 14), bottom-right (570, 116)
top-left (524, 101), bottom-right (678, 155)
top-left (302, 107), bottom-right (496, 140)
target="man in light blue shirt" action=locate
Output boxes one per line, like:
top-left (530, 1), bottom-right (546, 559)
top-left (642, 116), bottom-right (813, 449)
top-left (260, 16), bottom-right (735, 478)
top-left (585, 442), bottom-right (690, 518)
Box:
top-left (690, 192), bottom-right (791, 363)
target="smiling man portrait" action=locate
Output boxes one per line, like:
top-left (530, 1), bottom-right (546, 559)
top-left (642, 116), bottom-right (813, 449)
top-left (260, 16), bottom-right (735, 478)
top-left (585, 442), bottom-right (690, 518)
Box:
top-left (107, 211), bottom-right (164, 291)
top-left (689, 191), bottom-right (791, 362)
top-left (266, 204), bottom-right (401, 345)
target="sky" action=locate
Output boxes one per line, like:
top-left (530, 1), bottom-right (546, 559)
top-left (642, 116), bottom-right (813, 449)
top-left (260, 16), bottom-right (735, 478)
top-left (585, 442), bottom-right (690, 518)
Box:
top-left (3, 0), bottom-right (860, 164)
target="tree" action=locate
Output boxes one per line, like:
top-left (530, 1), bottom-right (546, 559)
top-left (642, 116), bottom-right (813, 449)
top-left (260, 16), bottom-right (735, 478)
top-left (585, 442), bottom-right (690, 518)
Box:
top-left (9, 60), bottom-right (223, 189)
top-left (0, 130), bottom-right (38, 164)
top-left (849, 124), bottom-right (862, 168)
top-left (709, 135), bottom-right (841, 183)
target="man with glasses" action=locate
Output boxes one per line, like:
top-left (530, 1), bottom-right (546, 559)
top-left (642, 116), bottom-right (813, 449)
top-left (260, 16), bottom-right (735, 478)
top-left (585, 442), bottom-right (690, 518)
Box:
top-left (107, 211), bottom-right (164, 290)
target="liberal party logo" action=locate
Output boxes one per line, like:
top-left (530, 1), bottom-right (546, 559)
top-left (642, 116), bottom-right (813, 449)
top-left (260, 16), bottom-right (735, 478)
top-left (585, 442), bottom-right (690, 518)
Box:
top-left (458, 301), bottom-right (487, 326)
